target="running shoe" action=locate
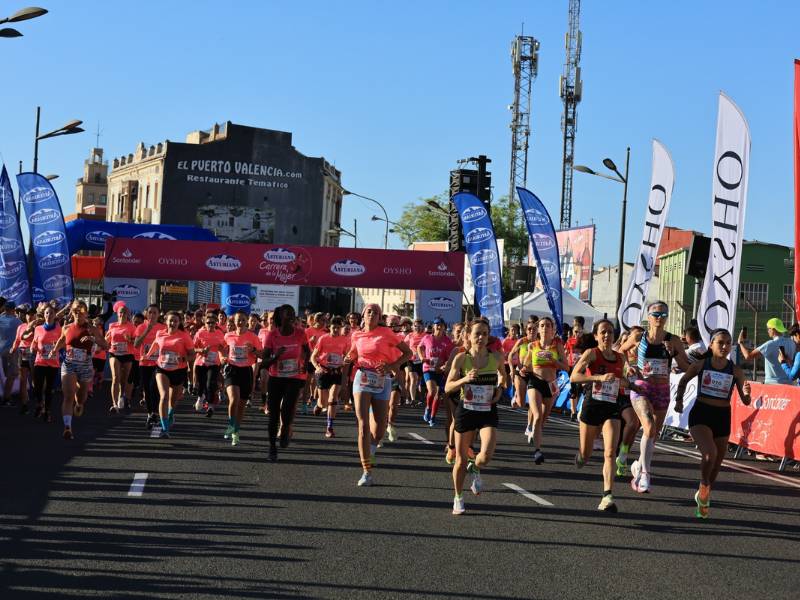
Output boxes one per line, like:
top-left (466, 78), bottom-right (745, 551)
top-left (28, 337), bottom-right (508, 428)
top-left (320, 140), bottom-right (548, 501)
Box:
top-left (223, 424), bottom-right (235, 440)
top-left (231, 432), bottom-right (240, 446)
top-left (325, 427), bottom-right (335, 438)
top-left (466, 460), bottom-right (478, 475)
top-left (357, 471), bottom-right (374, 487)
top-left (63, 427), bottom-right (73, 440)
top-left (168, 412), bottom-right (175, 428)
top-left (638, 471), bottom-right (651, 493)
top-left (452, 495), bottom-right (466, 515)
top-left (268, 446), bottom-right (278, 462)
top-left (109, 405), bottom-right (119, 414)
top-left (145, 414), bottom-right (154, 429)
top-left (74, 402), bottom-right (84, 417)
top-left (598, 495), bottom-right (618, 513)
top-left (194, 399), bottom-right (202, 412)
top-left (158, 429), bottom-right (170, 439)
top-left (470, 471), bottom-right (483, 496)
top-left (386, 424), bottom-right (397, 442)
top-left (574, 452), bottom-right (585, 469)
top-left (694, 485), bottom-right (710, 519)
top-left (615, 456), bottom-right (628, 477)
top-left (246, 399), bottom-right (252, 408)
top-left (445, 447), bottom-right (456, 465)
top-left (533, 449), bottom-right (544, 465)
top-left (206, 406), bottom-right (214, 418)
top-left (630, 460), bottom-right (643, 493)
top-left (428, 418), bottom-right (436, 428)
top-left (570, 412), bottom-right (578, 422)
top-left (117, 397), bottom-right (125, 410)
top-left (423, 408), bottom-right (431, 423)
top-left (313, 404), bottom-right (323, 416)
top-left (526, 429), bottom-right (535, 445)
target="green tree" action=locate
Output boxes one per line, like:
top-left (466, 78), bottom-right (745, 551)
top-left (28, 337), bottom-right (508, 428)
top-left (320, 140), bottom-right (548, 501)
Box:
top-left (395, 193), bottom-right (449, 248)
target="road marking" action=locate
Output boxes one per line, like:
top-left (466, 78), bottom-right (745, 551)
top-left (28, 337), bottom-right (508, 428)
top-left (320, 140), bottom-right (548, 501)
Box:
top-left (408, 432), bottom-right (434, 445)
top-left (127, 473), bottom-right (148, 497)
top-left (502, 482), bottom-right (554, 506)
top-left (150, 426), bottom-right (162, 438)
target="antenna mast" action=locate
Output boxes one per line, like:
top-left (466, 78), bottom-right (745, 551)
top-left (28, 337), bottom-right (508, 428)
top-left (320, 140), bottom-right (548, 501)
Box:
top-left (508, 33), bottom-right (539, 208)
top-left (559, 0), bottom-right (582, 230)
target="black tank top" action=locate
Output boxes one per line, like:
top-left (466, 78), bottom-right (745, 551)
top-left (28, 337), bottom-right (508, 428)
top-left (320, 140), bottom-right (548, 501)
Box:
top-left (696, 357), bottom-right (735, 402)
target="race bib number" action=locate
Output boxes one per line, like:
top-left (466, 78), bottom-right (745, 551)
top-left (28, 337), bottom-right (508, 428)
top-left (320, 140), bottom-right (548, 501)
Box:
top-left (359, 369), bottom-right (385, 393)
top-left (232, 346), bottom-right (247, 360)
top-left (429, 357), bottom-right (440, 368)
top-left (278, 359), bottom-right (300, 377)
top-left (67, 348), bottom-right (88, 362)
top-left (41, 344), bottom-right (54, 357)
top-left (205, 350), bottom-right (219, 365)
top-left (592, 379), bottom-right (620, 403)
top-left (699, 370), bottom-right (734, 399)
top-left (160, 350), bottom-right (180, 368)
top-left (326, 353), bottom-right (343, 367)
top-left (112, 342), bottom-right (128, 355)
top-left (642, 358), bottom-right (669, 377)
top-left (463, 384), bottom-right (493, 412)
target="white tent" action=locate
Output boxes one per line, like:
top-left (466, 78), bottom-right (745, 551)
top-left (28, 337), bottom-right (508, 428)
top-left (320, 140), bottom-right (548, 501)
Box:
top-left (504, 289), bottom-right (605, 327)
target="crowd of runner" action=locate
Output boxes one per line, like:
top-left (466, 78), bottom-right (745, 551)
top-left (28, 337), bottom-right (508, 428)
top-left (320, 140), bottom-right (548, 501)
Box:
top-left (0, 295), bottom-right (751, 519)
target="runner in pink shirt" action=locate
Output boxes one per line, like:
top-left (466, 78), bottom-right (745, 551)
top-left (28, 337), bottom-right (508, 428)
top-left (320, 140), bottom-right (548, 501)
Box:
top-left (134, 304), bottom-right (166, 429)
top-left (404, 320), bottom-right (426, 407)
top-left (418, 318), bottom-right (455, 427)
top-left (194, 311), bottom-right (227, 418)
top-left (256, 310), bottom-right (275, 413)
top-left (310, 317), bottom-right (350, 438)
top-left (385, 315), bottom-right (407, 443)
top-left (222, 311), bottom-right (263, 447)
top-left (143, 311), bottom-right (195, 438)
top-left (30, 305), bottom-right (62, 424)
top-left (346, 303), bottom-right (412, 487)
top-left (105, 302), bottom-right (137, 414)
top-left (11, 307), bottom-right (37, 417)
top-left (262, 305), bottom-right (309, 461)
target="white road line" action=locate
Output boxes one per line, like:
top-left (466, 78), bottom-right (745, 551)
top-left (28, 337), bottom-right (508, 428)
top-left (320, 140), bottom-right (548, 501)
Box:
top-left (408, 432), bottom-right (435, 445)
top-left (150, 426), bottom-right (162, 438)
top-left (127, 473), bottom-right (149, 497)
top-left (502, 482), bottom-right (554, 506)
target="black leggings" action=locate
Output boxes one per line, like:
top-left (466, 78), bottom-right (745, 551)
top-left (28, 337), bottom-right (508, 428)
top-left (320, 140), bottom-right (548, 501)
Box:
top-left (33, 365), bottom-right (58, 413)
top-left (267, 377), bottom-right (304, 446)
top-left (195, 365), bottom-right (220, 403)
top-left (140, 366), bottom-right (158, 414)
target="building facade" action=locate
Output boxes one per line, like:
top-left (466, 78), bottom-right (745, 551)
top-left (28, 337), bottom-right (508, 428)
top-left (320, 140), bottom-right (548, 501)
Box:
top-left (74, 148), bottom-right (108, 217)
top-left (590, 263), bottom-right (661, 323)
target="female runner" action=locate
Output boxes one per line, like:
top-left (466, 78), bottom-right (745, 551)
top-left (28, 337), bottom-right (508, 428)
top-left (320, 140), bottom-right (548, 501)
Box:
top-left (509, 320), bottom-right (537, 411)
top-left (445, 319), bottom-right (505, 515)
top-left (310, 316), bottom-right (350, 438)
top-left (614, 325), bottom-right (644, 475)
top-left (346, 303), bottom-right (412, 486)
top-left (144, 311), bottom-right (195, 438)
top-left (676, 329), bottom-right (751, 518)
top-left (222, 311), bottom-right (262, 446)
top-left (520, 317), bottom-right (568, 464)
top-left (11, 307), bottom-right (37, 416)
top-left (194, 311), bottom-right (226, 418)
top-left (134, 304), bottom-right (165, 428)
top-left (105, 302), bottom-right (136, 413)
top-left (418, 317), bottom-right (454, 428)
top-left (30, 304), bottom-right (61, 423)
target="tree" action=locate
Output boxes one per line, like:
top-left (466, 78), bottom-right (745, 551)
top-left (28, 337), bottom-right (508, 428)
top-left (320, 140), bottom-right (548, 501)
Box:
top-left (395, 193), bottom-right (449, 248)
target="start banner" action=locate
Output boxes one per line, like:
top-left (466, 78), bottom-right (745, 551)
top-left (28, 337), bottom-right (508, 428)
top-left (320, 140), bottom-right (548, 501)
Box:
top-left (104, 238), bottom-right (464, 291)
top-left (730, 382), bottom-right (800, 460)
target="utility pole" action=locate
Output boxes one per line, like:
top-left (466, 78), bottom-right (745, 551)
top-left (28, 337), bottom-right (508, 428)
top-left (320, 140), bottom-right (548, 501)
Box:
top-left (508, 33), bottom-right (539, 212)
top-left (559, 0), bottom-right (583, 230)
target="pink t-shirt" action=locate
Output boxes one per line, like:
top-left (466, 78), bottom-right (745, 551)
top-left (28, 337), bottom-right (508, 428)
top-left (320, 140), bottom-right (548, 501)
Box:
top-left (352, 327), bottom-right (401, 370)
top-left (135, 322), bottom-right (166, 368)
top-left (194, 327), bottom-right (227, 367)
top-left (315, 333), bottom-right (350, 369)
top-left (419, 334), bottom-right (454, 372)
top-left (263, 328), bottom-right (307, 379)
top-left (107, 321), bottom-right (136, 356)
top-left (404, 331), bottom-right (426, 364)
top-left (14, 323), bottom-right (33, 361)
top-left (153, 330), bottom-right (194, 371)
top-left (224, 331), bottom-right (262, 368)
top-left (305, 326), bottom-right (327, 350)
top-left (33, 324), bottom-right (62, 367)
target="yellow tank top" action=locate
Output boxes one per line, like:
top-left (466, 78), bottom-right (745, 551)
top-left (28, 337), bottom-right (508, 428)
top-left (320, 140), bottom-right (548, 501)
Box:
top-left (530, 340), bottom-right (560, 369)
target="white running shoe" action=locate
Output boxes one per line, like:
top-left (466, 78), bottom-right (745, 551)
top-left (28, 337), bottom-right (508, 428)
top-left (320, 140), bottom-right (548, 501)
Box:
top-left (630, 460), bottom-right (643, 493)
top-left (452, 495), bottom-right (466, 515)
top-left (357, 471), bottom-right (374, 487)
top-left (638, 470), bottom-right (650, 493)
top-left (387, 424), bottom-right (397, 442)
top-left (194, 399), bottom-right (202, 412)
top-left (526, 428), bottom-right (535, 445)
top-left (598, 495), bottom-right (618, 512)
top-left (524, 425), bottom-right (532, 437)
top-left (470, 472), bottom-right (483, 496)
top-left (116, 397), bottom-right (125, 410)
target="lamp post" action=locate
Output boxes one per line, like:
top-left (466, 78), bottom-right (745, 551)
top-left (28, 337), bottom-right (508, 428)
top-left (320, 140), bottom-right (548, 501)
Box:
top-left (33, 106), bottom-right (85, 173)
top-left (342, 189), bottom-right (389, 311)
top-left (0, 6), bottom-right (47, 37)
top-left (328, 220), bottom-right (358, 312)
top-left (573, 146), bottom-right (630, 318)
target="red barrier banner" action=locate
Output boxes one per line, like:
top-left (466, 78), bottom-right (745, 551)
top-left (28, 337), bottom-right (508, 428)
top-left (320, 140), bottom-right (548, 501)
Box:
top-left (103, 238), bottom-right (464, 291)
top-left (730, 382), bottom-right (800, 460)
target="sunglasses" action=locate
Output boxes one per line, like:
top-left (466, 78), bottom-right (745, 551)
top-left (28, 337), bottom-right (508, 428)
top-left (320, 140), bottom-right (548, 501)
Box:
top-left (649, 311), bottom-right (669, 318)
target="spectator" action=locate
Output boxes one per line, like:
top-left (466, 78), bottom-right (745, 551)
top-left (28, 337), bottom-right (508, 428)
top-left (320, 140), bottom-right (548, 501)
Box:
top-left (738, 317), bottom-right (796, 385)
top-left (683, 326), bottom-right (707, 365)
top-left (778, 323), bottom-right (800, 383)
top-left (0, 301), bottom-right (23, 405)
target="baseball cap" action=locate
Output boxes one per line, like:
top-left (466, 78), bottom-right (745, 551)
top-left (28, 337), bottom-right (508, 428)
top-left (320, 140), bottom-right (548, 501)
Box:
top-left (433, 317), bottom-right (446, 325)
top-left (766, 317), bottom-right (787, 333)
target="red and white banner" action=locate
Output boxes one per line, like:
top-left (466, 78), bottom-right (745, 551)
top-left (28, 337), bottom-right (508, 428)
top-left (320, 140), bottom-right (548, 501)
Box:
top-left (730, 382), bottom-right (800, 460)
top-left (103, 238), bottom-right (464, 291)
top-left (697, 93), bottom-right (751, 346)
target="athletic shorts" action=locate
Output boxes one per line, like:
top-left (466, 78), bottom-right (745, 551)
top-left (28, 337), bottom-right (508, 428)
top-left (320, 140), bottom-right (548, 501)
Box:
top-left (156, 367), bottom-right (188, 387)
top-left (580, 400), bottom-right (621, 426)
top-left (223, 364), bottom-right (254, 398)
top-left (454, 402), bottom-right (498, 433)
top-left (618, 392), bottom-right (633, 412)
top-left (422, 371), bottom-right (445, 388)
top-left (92, 358), bottom-right (106, 373)
top-left (409, 361), bottom-right (424, 376)
top-left (526, 373), bottom-right (554, 399)
top-left (315, 368), bottom-right (342, 390)
top-left (630, 379), bottom-right (671, 412)
top-left (689, 401), bottom-right (731, 439)
top-left (353, 369), bottom-right (391, 401)
top-left (61, 358), bottom-right (94, 382)
top-left (109, 353), bottom-right (134, 364)
top-left (20, 359), bottom-right (31, 371)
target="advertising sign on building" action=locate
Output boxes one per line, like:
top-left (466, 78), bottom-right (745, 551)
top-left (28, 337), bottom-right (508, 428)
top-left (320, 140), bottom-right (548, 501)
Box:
top-left (529, 225), bottom-right (595, 302)
top-left (251, 284), bottom-right (300, 314)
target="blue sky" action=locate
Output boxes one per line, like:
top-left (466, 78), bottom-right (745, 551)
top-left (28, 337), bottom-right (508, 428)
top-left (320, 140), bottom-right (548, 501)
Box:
top-left (1, 0), bottom-right (797, 266)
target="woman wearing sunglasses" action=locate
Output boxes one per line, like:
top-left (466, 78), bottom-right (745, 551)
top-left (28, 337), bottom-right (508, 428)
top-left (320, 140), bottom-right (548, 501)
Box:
top-left (105, 302), bottom-right (136, 414)
top-left (619, 301), bottom-right (689, 493)
top-left (194, 311), bottom-right (226, 418)
top-left (509, 320), bottom-right (538, 411)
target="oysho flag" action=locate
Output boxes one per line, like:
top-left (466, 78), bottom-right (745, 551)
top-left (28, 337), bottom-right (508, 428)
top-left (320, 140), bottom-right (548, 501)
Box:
top-left (516, 187), bottom-right (563, 333)
top-left (617, 140), bottom-right (675, 330)
top-left (17, 172), bottom-right (74, 304)
top-left (0, 166), bottom-right (32, 306)
top-left (452, 192), bottom-right (504, 337)
top-left (697, 93), bottom-right (751, 346)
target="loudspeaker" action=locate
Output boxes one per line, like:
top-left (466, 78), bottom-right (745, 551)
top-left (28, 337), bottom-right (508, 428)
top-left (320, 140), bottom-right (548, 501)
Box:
top-left (511, 265), bottom-right (537, 292)
top-left (686, 235), bottom-right (711, 279)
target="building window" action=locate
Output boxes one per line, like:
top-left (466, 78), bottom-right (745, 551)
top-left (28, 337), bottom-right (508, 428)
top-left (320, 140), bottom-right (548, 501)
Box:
top-left (87, 193), bottom-right (94, 205)
top-left (100, 194), bottom-right (107, 205)
top-left (738, 281), bottom-right (768, 312)
top-left (783, 284), bottom-right (796, 326)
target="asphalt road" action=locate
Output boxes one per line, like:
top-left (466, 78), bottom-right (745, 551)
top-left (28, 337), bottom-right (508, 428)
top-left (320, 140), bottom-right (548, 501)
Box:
top-left (1, 384), bottom-right (798, 600)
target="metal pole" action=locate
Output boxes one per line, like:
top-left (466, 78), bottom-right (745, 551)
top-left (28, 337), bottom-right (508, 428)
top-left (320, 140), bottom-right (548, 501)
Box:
top-left (351, 219), bottom-right (357, 313)
top-left (33, 106), bottom-right (41, 173)
top-left (693, 276), bottom-right (701, 322)
top-left (615, 147), bottom-right (630, 316)
top-left (381, 216), bottom-right (388, 313)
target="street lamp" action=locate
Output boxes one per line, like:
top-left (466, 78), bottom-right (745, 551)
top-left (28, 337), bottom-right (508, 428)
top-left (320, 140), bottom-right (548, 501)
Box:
top-left (342, 189), bottom-right (389, 310)
top-left (0, 28), bottom-right (22, 37)
top-left (0, 7), bottom-right (48, 38)
top-left (426, 199), bottom-right (448, 215)
top-left (33, 106), bottom-right (84, 173)
top-left (573, 146), bottom-right (630, 318)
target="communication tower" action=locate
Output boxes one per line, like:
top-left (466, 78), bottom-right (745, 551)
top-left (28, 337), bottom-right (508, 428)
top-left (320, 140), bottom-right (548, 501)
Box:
top-left (508, 34), bottom-right (539, 209)
top-left (559, 0), bottom-right (583, 229)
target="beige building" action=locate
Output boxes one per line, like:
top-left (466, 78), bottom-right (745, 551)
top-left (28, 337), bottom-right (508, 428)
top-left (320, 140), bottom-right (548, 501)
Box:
top-left (107, 142), bottom-right (165, 224)
top-left (74, 148), bottom-right (108, 217)
top-left (354, 288), bottom-right (409, 316)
